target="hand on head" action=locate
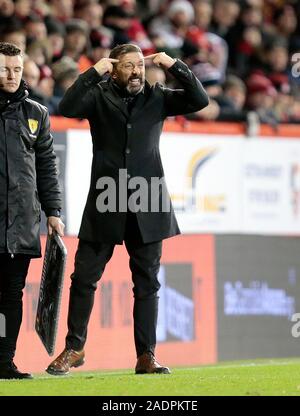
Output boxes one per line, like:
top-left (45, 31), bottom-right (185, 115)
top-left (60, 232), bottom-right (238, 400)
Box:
top-left (93, 58), bottom-right (119, 76)
top-left (144, 52), bottom-right (175, 69)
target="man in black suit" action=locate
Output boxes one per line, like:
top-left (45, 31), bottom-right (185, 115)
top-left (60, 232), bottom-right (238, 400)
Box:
top-left (47, 44), bottom-right (208, 375)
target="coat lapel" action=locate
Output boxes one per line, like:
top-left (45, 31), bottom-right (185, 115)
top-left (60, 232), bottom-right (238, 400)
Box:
top-left (102, 80), bottom-right (129, 118)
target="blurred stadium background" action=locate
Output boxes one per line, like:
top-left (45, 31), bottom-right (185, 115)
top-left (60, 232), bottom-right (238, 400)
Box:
top-left (4, 0), bottom-right (300, 373)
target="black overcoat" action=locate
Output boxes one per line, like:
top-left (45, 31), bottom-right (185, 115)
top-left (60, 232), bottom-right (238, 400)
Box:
top-left (59, 59), bottom-right (209, 244)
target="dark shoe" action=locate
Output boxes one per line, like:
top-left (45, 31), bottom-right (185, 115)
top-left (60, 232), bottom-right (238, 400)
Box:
top-left (0, 362), bottom-right (33, 380)
top-left (46, 348), bottom-right (85, 376)
top-left (135, 352), bottom-right (171, 374)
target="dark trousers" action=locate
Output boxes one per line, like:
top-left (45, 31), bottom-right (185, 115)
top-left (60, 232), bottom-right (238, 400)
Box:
top-left (66, 214), bottom-right (162, 357)
top-left (0, 254), bottom-right (31, 364)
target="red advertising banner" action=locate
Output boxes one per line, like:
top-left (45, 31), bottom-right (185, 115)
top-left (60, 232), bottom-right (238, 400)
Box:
top-left (16, 234), bottom-right (216, 373)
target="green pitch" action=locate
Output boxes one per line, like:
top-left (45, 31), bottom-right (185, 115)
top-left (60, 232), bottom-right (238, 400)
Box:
top-left (1, 358), bottom-right (300, 396)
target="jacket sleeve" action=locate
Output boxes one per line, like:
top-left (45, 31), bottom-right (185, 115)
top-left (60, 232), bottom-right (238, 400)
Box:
top-left (35, 108), bottom-right (62, 217)
top-left (162, 59), bottom-right (209, 117)
top-left (59, 67), bottom-right (102, 119)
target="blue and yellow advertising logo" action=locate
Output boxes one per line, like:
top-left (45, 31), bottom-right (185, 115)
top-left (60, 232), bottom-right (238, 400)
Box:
top-left (171, 147), bottom-right (227, 213)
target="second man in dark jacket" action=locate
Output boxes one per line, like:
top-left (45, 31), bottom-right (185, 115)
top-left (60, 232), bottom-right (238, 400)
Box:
top-left (0, 42), bottom-right (64, 379)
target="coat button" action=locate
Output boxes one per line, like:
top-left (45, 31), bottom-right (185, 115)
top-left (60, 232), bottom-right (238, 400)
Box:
top-left (125, 148), bottom-right (131, 154)
top-left (127, 124), bottom-right (132, 129)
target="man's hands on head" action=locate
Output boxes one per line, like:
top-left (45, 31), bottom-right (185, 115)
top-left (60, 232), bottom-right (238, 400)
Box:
top-left (93, 58), bottom-right (119, 76)
top-left (47, 216), bottom-right (65, 237)
top-left (93, 52), bottom-right (176, 76)
top-left (144, 52), bottom-right (176, 69)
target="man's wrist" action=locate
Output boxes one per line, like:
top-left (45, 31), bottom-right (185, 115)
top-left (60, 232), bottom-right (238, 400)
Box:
top-left (167, 58), bottom-right (177, 69)
top-left (45, 209), bottom-right (61, 218)
top-left (81, 67), bottom-right (103, 87)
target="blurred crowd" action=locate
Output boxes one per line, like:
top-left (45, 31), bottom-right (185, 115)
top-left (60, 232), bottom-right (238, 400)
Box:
top-left (1, 0), bottom-right (300, 124)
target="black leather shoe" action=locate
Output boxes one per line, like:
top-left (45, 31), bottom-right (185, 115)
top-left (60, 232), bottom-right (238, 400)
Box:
top-left (0, 362), bottom-right (33, 379)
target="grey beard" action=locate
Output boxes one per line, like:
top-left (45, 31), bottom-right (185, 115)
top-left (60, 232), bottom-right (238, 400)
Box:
top-left (126, 84), bottom-right (144, 96)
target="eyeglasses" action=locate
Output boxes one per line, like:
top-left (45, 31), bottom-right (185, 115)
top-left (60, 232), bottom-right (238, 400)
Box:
top-left (120, 62), bottom-right (144, 71)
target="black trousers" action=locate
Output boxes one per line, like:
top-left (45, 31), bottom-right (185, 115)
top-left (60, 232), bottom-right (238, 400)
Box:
top-left (0, 254), bottom-right (31, 364)
top-left (66, 214), bottom-right (162, 357)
